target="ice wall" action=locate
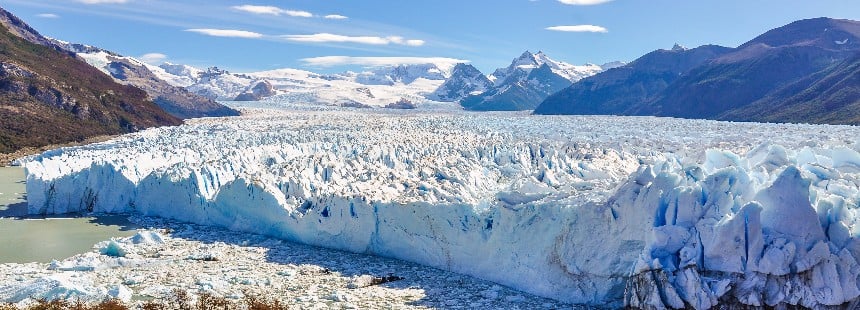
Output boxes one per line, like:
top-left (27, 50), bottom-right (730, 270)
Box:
top-left (621, 145), bottom-right (860, 308)
top-left (22, 110), bottom-right (860, 307)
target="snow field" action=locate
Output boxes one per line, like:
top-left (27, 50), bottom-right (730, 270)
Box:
top-left (22, 109), bottom-right (860, 307)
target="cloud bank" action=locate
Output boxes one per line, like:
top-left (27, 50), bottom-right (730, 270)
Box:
top-left (557, 0), bottom-right (613, 5)
top-left (185, 28), bottom-right (264, 38)
top-left (76, 0), bottom-right (129, 4)
top-left (232, 5), bottom-right (314, 17)
top-left (300, 56), bottom-right (469, 68)
top-left (283, 34), bottom-right (425, 46)
top-left (232, 5), bottom-right (348, 19)
top-left (545, 25), bottom-right (608, 33)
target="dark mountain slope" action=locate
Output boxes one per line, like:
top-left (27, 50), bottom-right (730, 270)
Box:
top-left (534, 45), bottom-right (732, 115)
top-left (719, 52), bottom-right (860, 124)
top-left (0, 17), bottom-right (180, 153)
top-left (535, 18), bottom-right (860, 125)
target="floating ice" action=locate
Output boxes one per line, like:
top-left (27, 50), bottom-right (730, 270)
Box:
top-left (21, 109), bottom-right (860, 307)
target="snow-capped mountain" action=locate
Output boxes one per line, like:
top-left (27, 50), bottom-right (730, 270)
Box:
top-left (344, 63), bottom-right (453, 85)
top-left (184, 67), bottom-right (258, 101)
top-left (461, 51), bottom-right (608, 111)
top-left (157, 62), bottom-right (458, 108)
top-left (129, 52), bottom-right (614, 111)
top-left (50, 41), bottom-right (239, 119)
top-left (488, 51), bottom-right (604, 86)
top-left (155, 62), bottom-right (203, 88)
top-left (430, 63), bottom-right (493, 102)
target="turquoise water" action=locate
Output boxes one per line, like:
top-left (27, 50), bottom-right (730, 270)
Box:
top-left (0, 167), bottom-right (139, 263)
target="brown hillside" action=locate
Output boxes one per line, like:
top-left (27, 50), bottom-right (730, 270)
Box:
top-left (0, 22), bottom-right (181, 154)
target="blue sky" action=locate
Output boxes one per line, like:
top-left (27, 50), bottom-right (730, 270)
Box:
top-left (3, 0), bottom-right (860, 74)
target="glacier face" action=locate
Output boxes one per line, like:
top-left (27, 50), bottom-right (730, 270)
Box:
top-left (22, 108), bottom-right (860, 307)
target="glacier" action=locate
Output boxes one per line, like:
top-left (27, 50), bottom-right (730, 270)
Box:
top-left (21, 107), bottom-right (860, 308)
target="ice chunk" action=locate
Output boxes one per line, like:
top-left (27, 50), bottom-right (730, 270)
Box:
top-left (130, 230), bottom-right (165, 244)
top-left (97, 239), bottom-right (128, 257)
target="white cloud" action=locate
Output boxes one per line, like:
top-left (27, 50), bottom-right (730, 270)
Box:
top-left (300, 56), bottom-right (469, 68)
top-left (185, 28), bottom-right (264, 38)
top-left (545, 25), bottom-right (608, 33)
top-left (232, 5), bottom-right (313, 17)
top-left (557, 0), bottom-right (613, 5)
top-left (283, 33), bottom-right (426, 46)
top-left (405, 39), bottom-right (425, 46)
top-left (76, 0), bottom-right (129, 4)
top-left (324, 14), bottom-right (349, 20)
top-left (283, 10), bottom-right (313, 18)
top-left (36, 13), bottom-right (59, 18)
top-left (139, 53), bottom-right (168, 64)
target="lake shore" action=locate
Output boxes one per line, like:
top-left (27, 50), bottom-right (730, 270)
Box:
top-left (0, 135), bottom-right (117, 167)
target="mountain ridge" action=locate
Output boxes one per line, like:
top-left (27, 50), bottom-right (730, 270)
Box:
top-left (535, 17), bottom-right (860, 125)
top-left (0, 7), bottom-right (181, 153)
top-left (53, 41), bottom-right (240, 119)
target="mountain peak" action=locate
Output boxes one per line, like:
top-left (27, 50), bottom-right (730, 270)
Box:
top-left (518, 50), bottom-right (535, 58)
top-left (672, 43), bottom-right (688, 51)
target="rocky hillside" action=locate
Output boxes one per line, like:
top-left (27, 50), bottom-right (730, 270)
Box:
top-left (536, 18), bottom-right (860, 125)
top-left (0, 8), bottom-right (180, 153)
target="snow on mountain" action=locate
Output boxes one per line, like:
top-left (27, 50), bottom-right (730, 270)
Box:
top-left (599, 60), bottom-right (627, 70)
top-left (185, 67), bottom-right (257, 100)
top-left (489, 51), bottom-right (603, 86)
top-left (343, 63), bottom-right (453, 85)
top-left (63, 43), bottom-right (188, 87)
top-left (157, 63), bottom-right (457, 108)
top-left (459, 51), bottom-right (608, 111)
top-left (75, 50), bottom-right (190, 89)
top-left (157, 62), bottom-right (203, 87)
top-left (430, 63), bottom-right (493, 102)
top-left (21, 108), bottom-right (860, 308)
top-left (53, 41), bottom-right (239, 118)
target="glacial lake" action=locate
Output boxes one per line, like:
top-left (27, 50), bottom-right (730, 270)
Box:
top-left (0, 167), bottom-right (138, 264)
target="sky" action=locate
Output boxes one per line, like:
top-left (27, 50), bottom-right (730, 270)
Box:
top-left (3, 0), bottom-right (860, 74)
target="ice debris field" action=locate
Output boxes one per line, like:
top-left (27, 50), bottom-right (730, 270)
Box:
top-left (1, 216), bottom-right (572, 309)
top-left (16, 107), bottom-right (860, 308)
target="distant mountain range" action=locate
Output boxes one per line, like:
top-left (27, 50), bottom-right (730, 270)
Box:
top-left (136, 50), bottom-right (615, 111)
top-left (154, 63), bottom-right (458, 108)
top-left (52, 42), bottom-right (239, 119)
top-left (460, 51), bottom-right (618, 111)
top-left (0, 7), bottom-right (180, 153)
top-left (535, 18), bottom-right (860, 125)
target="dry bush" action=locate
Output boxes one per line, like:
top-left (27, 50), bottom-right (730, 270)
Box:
top-left (243, 294), bottom-right (289, 310)
top-left (1, 290), bottom-right (290, 310)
